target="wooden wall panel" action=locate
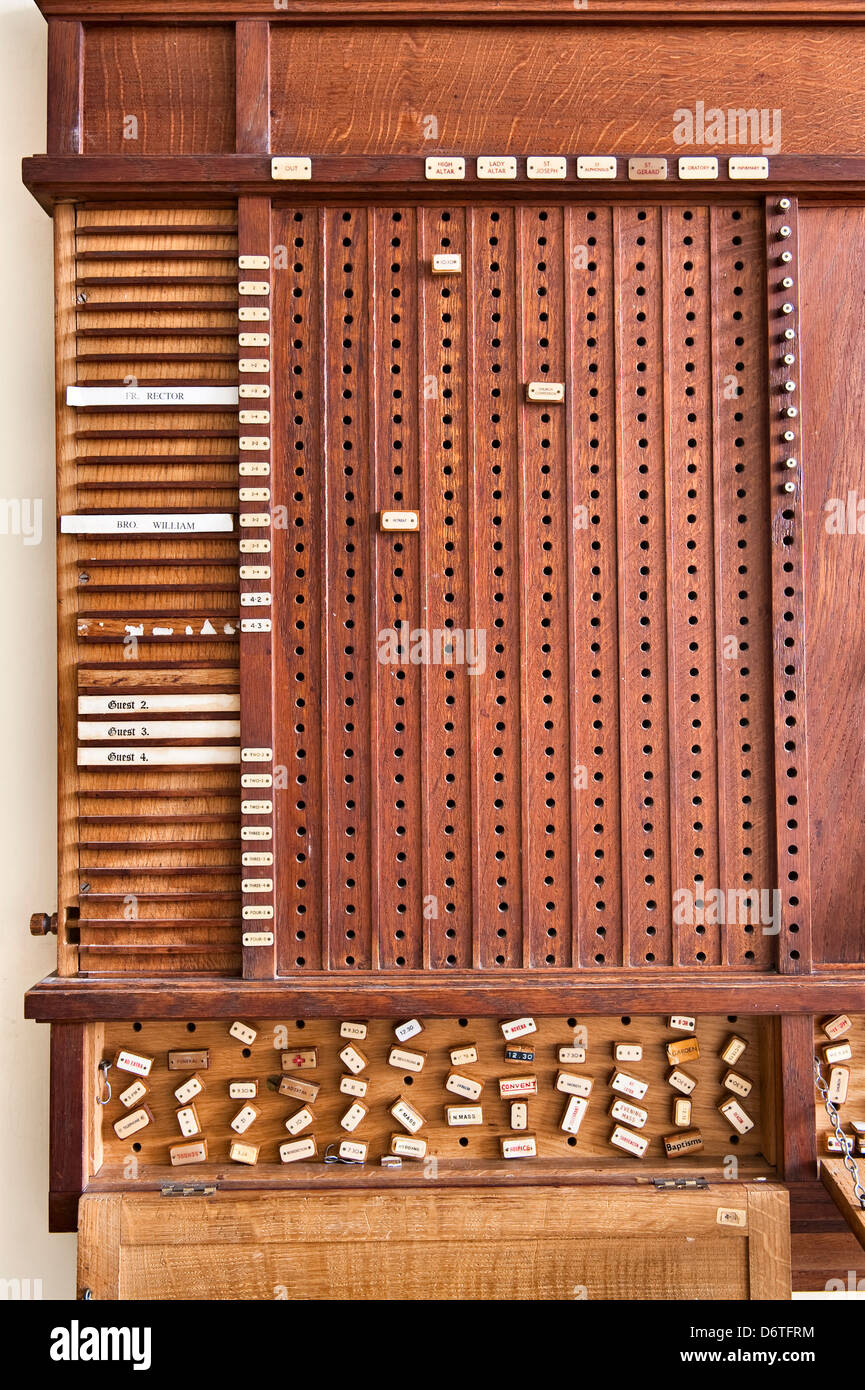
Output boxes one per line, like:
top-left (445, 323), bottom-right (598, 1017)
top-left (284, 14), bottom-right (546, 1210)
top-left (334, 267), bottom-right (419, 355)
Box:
top-left (800, 207), bottom-right (865, 967)
top-left (83, 24), bottom-right (235, 153)
top-left (270, 24), bottom-right (865, 157)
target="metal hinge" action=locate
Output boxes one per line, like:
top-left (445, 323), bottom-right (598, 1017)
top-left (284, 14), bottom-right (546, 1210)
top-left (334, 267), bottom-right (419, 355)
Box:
top-left (159, 1183), bottom-right (217, 1198)
top-left (652, 1176), bottom-right (709, 1192)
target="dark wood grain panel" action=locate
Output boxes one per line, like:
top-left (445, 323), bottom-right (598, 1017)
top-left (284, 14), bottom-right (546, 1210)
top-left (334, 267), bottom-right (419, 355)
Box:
top-left (83, 24), bottom-right (235, 153)
top-left (235, 19), bottom-right (270, 154)
top-left (47, 19), bottom-right (83, 155)
top-left (800, 207), bottom-right (865, 967)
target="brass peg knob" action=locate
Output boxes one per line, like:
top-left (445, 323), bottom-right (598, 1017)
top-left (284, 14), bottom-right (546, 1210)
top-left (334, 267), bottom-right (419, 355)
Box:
top-left (30, 911), bottom-right (58, 936)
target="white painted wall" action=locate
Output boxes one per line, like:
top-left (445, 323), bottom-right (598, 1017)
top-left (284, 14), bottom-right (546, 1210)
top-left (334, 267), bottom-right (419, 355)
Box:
top-left (0, 0), bottom-right (77, 1300)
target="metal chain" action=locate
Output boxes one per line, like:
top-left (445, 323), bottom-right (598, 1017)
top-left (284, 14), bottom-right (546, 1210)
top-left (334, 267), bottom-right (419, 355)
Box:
top-left (814, 1055), bottom-right (865, 1208)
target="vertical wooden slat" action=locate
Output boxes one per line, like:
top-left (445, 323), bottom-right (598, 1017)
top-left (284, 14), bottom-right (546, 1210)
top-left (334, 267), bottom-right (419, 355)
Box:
top-left (614, 205), bottom-right (672, 968)
top-left (272, 204), bottom-right (323, 974)
top-left (711, 204), bottom-right (775, 969)
top-left (238, 195), bottom-right (275, 979)
top-left (322, 207), bottom-right (373, 971)
top-left (764, 195), bottom-right (813, 975)
top-left (47, 20), bottom-right (83, 155)
top-left (566, 205), bottom-right (623, 968)
top-left (235, 20), bottom-right (270, 154)
top-left (516, 206), bottom-right (572, 967)
top-left (780, 1014), bottom-right (818, 1181)
top-left (663, 205), bottom-right (721, 967)
top-left (49, 1022), bottom-right (90, 1232)
top-left (468, 206), bottom-right (524, 969)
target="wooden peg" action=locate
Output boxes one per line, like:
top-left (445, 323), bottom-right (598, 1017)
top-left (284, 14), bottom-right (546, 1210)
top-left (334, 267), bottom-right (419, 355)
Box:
top-left (719, 1097), bottom-right (755, 1134)
top-left (114, 1049), bottom-right (154, 1078)
top-left (614, 1042), bottom-right (643, 1063)
top-left (169, 1140), bottom-right (208, 1167)
top-left (667, 1067), bottom-right (698, 1096)
top-left (823, 1042), bottom-right (853, 1065)
top-left (230, 1140), bottom-right (260, 1165)
top-left (173, 1074), bottom-right (205, 1105)
top-left (432, 253), bottom-right (462, 274)
top-left (230, 1104), bottom-right (259, 1135)
top-left (560, 1095), bottom-right (589, 1135)
top-left (510, 1102), bottom-right (528, 1131)
top-left (445, 1071), bottom-right (484, 1101)
top-left (720, 1035), bottom-right (748, 1066)
top-left (390, 1097), bottom-right (425, 1133)
top-left (558, 1045), bottom-right (587, 1065)
top-left (338, 1044), bottom-right (368, 1075)
top-left (113, 1106), bottom-right (153, 1140)
top-left (176, 1105), bottom-right (202, 1138)
top-left (280, 1048), bottom-right (318, 1070)
top-left (673, 1097), bottom-right (693, 1128)
top-left (609, 1099), bottom-right (648, 1130)
top-left (822, 1014), bottom-right (854, 1041)
top-left (555, 1071), bottom-right (593, 1099)
top-left (500, 1017), bottom-right (536, 1041)
top-left (445, 1105), bottom-right (483, 1126)
top-left (450, 1043), bottom-right (479, 1067)
top-left (167, 1050), bottom-right (210, 1072)
top-left (500, 1135), bottom-right (538, 1158)
top-left (118, 1080), bottom-right (149, 1109)
top-left (338, 1139), bottom-right (368, 1163)
top-left (499, 1075), bottom-right (538, 1099)
top-left (279, 1137), bottom-right (316, 1163)
top-left (339, 1021), bottom-right (368, 1040)
top-left (610, 1125), bottom-right (649, 1159)
top-left (525, 382), bottom-right (564, 403)
top-left (666, 1036), bottom-right (701, 1065)
top-left (394, 1019), bottom-right (425, 1043)
top-left (229, 1080), bottom-right (258, 1100)
top-left (278, 1076), bottom-right (320, 1104)
top-left (340, 1102), bottom-right (368, 1133)
top-left (283, 1107), bottom-right (314, 1137)
top-left (722, 1070), bottom-right (753, 1099)
top-left (828, 1066), bottom-right (850, 1105)
top-left (229, 1021), bottom-right (257, 1046)
top-left (339, 1074), bottom-right (368, 1098)
top-left (663, 1128), bottom-right (704, 1158)
top-left (610, 1070), bottom-right (649, 1101)
top-left (668, 1015), bottom-right (696, 1033)
top-left (388, 1046), bottom-right (426, 1072)
top-left (390, 1133), bottom-right (427, 1159)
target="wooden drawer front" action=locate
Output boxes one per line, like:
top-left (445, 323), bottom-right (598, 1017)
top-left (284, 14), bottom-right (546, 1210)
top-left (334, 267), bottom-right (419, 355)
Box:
top-left (78, 1185), bottom-right (789, 1301)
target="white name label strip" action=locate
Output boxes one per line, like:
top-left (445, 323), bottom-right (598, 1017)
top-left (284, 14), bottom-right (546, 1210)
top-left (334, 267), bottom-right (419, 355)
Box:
top-left (66, 386), bottom-right (239, 408)
top-left (61, 514), bottom-right (234, 535)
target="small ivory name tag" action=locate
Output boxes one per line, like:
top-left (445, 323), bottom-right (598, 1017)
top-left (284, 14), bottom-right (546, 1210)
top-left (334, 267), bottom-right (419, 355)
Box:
top-left (666, 1037), bottom-right (700, 1066)
top-left (526, 381), bottom-right (564, 403)
top-left (170, 1140), bottom-right (208, 1167)
top-left (499, 1075), bottom-right (538, 1099)
top-left (721, 1034), bottom-right (748, 1066)
top-left (728, 156), bottom-right (769, 180)
top-left (824, 1042), bottom-right (853, 1065)
top-left (340, 1021), bottom-right (368, 1040)
top-left (229, 1080), bottom-right (258, 1100)
top-left (432, 253), bottom-right (462, 274)
top-left (614, 1043), bottom-right (643, 1063)
top-left (719, 1098), bottom-right (754, 1134)
top-left (284, 1106), bottom-right (315, 1136)
top-left (425, 156), bottom-right (465, 180)
top-left (501, 1017), bottom-right (536, 1041)
top-left (663, 1128), bottom-right (704, 1158)
top-left (828, 1066), bottom-right (850, 1105)
top-left (271, 157), bottom-right (312, 180)
top-left (118, 1080), bottom-right (149, 1109)
top-left (628, 156), bottom-right (668, 181)
top-left (450, 1043), bottom-right (478, 1067)
top-left (577, 155), bottom-right (617, 179)
top-left (281, 1049), bottom-right (318, 1071)
top-left (239, 361), bottom-right (270, 376)
top-left (238, 382), bottom-right (270, 397)
top-left (238, 255), bottom-right (270, 271)
top-left (561, 1095), bottom-right (589, 1136)
top-left (390, 1134), bottom-right (427, 1159)
top-left (723, 1070), bottom-right (753, 1098)
top-left (241, 800), bottom-right (272, 814)
top-left (610, 1125), bottom-right (649, 1159)
top-left (678, 156), bottom-right (718, 179)
top-left (242, 932), bottom-right (274, 946)
top-left (66, 386), bottom-right (239, 408)
top-left (510, 1102), bottom-right (528, 1131)
top-left (477, 155), bottom-right (517, 179)
top-left (610, 1099), bottom-right (648, 1130)
top-left (611, 1071), bottom-right (649, 1101)
top-left (114, 1107), bottom-right (152, 1139)
top-left (230, 1105), bottom-right (259, 1135)
top-left (340, 1075), bottom-right (368, 1098)
top-left (667, 1068), bottom-right (697, 1096)
top-left (239, 282), bottom-right (269, 296)
top-left (446, 1071), bottom-right (484, 1101)
top-left (338, 1139), bottom-right (368, 1163)
top-left (556, 1071), bottom-right (593, 1099)
top-left (446, 1105), bottom-right (483, 1126)
top-left (174, 1074), bottom-right (205, 1104)
top-left (238, 307), bottom-right (270, 322)
top-left (826, 1135), bottom-right (853, 1154)
top-left (241, 771), bottom-right (271, 787)
top-left (673, 1097), bottom-right (693, 1128)
top-left (176, 1105), bottom-right (201, 1138)
top-left (168, 1050), bottom-right (210, 1072)
top-left (558, 1045), bottom-right (586, 1065)
top-left (669, 1016), bottom-right (696, 1033)
top-left (242, 853), bottom-right (272, 868)
top-left (379, 511), bottom-right (419, 532)
top-left (391, 1098), bottom-right (425, 1133)
top-left (230, 1140), bottom-right (259, 1165)
top-left (279, 1137), bottom-right (316, 1163)
top-left (240, 619), bottom-right (272, 633)
top-left (340, 1102), bottom-right (368, 1133)
top-left (501, 1135), bottom-right (538, 1159)
top-left (389, 1047), bottom-right (426, 1072)
top-left (394, 1019), bottom-right (424, 1043)
top-left (823, 1014), bottom-right (853, 1041)
top-left (717, 1207), bottom-right (747, 1228)
top-left (278, 1076), bottom-right (320, 1104)
top-left (527, 156), bottom-right (566, 180)
top-left (229, 1021), bottom-right (257, 1046)
top-left (238, 335), bottom-right (270, 350)
top-left (114, 1049), bottom-right (153, 1078)
top-left (338, 1045), bottom-right (368, 1075)
top-left (62, 514), bottom-right (233, 536)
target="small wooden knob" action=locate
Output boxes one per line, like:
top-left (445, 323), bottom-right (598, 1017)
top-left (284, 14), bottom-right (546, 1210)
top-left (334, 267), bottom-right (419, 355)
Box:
top-left (30, 912), bottom-right (57, 936)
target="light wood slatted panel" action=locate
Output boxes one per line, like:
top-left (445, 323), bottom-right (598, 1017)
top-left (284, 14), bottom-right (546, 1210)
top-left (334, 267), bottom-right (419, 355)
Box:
top-left (269, 201), bottom-right (774, 978)
top-left (66, 207), bottom-right (241, 975)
